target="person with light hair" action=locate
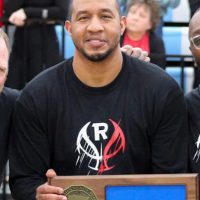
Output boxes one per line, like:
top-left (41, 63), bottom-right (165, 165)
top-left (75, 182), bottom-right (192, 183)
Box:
top-left (0, 28), bottom-right (19, 185)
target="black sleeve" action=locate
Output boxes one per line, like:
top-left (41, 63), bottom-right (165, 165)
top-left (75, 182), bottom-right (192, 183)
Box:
top-left (0, 89), bottom-right (19, 184)
top-left (9, 93), bottom-right (49, 200)
top-left (149, 31), bottom-right (166, 70)
top-left (24, 0), bottom-right (69, 21)
top-left (0, 123), bottom-right (9, 184)
top-left (151, 87), bottom-right (188, 173)
top-left (3, 0), bottom-right (24, 17)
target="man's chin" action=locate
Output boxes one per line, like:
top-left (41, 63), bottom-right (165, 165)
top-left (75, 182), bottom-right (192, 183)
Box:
top-left (82, 50), bottom-right (113, 62)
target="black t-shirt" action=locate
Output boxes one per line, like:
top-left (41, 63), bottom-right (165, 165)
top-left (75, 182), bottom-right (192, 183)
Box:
top-left (10, 53), bottom-right (188, 200)
top-left (0, 87), bottom-right (19, 184)
top-left (185, 86), bottom-right (200, 172)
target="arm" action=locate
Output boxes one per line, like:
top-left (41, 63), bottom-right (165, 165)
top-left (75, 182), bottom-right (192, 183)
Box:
top-left (9, 92), bottom-right (50, 200)
top-left (5, 0), bottom-right (68, 26)
top-left (24, 0), bottom-right (69, 21)
top-left (151, 85), bottom-right (188, 173)
top-left (3, 0), bottom-right (24, 17)
top-left (0, 89), bottom-right (19, 184)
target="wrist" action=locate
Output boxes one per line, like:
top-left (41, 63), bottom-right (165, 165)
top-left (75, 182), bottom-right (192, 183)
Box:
top-left (42, 9), bottom-right (48, 19)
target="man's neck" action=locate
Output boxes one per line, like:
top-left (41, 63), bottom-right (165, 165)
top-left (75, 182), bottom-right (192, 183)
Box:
top-left (72, 49), bottom-right (123, 87)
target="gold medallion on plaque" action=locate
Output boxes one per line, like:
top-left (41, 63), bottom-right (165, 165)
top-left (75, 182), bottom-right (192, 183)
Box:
top-left (64, 185), bottom-right (98, 200)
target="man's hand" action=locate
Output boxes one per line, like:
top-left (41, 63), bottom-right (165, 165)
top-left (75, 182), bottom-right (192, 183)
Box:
top-left (9, 9), bottom-right (27, 26)
top-left (36, 169), bottom-right (67, 200)
top-left (121, 45), bottom-right (150, 62)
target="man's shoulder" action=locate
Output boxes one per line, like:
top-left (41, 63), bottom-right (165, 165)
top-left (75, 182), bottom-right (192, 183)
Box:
top-left (186, 87), bottom-right (200, 99)
top-left (185, 87), bottom-right (200, 110)
top-left (24, 59), bottom-right (70, 91)
top-left (32, 59), bottom-right (68, 82)
top-left (1, 87), bottom-right (20, 102)
top-left (125, 54), bottom-right (174, 82)
top-left (124, 53), bottom-right (182, 95)
top-left (18, 59), bottom-right (72, 105)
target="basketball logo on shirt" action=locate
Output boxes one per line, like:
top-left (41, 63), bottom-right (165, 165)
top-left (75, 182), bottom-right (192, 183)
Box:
top-left (193, 134), bottom-right (200, 162)
top-left (75, 119), bottom-right (125, 174)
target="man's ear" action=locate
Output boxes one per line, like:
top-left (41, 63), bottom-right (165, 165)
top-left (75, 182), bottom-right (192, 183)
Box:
top-left (120, 16), bottom-right (126, 36)
top-left (65, 20), bottom-right (72, 36)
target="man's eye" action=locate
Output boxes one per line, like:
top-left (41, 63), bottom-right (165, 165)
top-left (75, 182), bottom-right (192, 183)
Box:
top-left (194, 37), bottom-right (200, 46)
top-left (102, 15), bottom-right (112, 19)
top-left (78, 16), bottom-right (89, 21)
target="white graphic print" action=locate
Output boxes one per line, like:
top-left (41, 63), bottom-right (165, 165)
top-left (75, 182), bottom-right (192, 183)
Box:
top-left (75, 119), bottom-right (125, 174)
top-left (76, 122), bottom-right (103, 172)
top-left (92, 123), bottom-right (108, 141)
top-left (193, 134), bottom-right (200, 162)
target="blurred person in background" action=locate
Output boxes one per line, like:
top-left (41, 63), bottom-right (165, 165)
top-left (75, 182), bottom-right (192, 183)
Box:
top-left (3, 0), bottom-right (69, 90)
top-left (120, 0), bottom-right (166, 69)
top-left (185, 8), bottom-right (200, 174)
top-left (0, 29), bottom-right (19, 185)
top-left (188, 0), bottom-right (200, 88)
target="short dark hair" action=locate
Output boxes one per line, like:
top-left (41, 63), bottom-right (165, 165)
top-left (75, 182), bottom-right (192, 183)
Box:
top-left (126, 0), bottom-right (160, 30)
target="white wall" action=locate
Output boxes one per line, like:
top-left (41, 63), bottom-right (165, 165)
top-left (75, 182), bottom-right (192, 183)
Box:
top-left (172, 0), bottom-right (190, 22)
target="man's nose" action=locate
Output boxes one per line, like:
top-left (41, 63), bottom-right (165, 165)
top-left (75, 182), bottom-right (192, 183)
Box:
top-left (87, 17), bottom-right (104, 32)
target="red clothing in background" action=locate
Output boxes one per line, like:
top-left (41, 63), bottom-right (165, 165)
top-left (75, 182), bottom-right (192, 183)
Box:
top-left (122, 31), bottom-right (150, 54)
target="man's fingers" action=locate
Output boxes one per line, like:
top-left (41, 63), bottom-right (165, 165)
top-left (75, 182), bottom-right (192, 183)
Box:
top-left (36, 193), bottom-right (67, 200)
top-left (144, 57), bottom-right (150, 62)
top-left (9, 17), bottom-right (24, 26)
top-left (37, 183), bottom-right (64, 194)
top-left (131, 48), bottom-right (142, 58)
top-left (46, 169), bottom-right (57, 179)
top-left (120, 45), bottom-right (133, 55)
top-left (36, 184), bottom-right (67, 200)
top-left (138, 51), bottom-right (148, 60)
top-left (121, 46), bottom-right (150, 62)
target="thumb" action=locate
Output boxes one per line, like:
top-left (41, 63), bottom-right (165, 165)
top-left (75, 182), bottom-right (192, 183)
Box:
top-left (46, 169), bottom-right (57, 185)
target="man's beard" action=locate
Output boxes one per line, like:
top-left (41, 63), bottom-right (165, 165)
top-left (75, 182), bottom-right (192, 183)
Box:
top-left (74, 41), bottom-right (119, 62)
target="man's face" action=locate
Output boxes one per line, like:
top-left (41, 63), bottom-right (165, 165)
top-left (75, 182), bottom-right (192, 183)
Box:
top-left (0, 37), bottom-right (9, 93)
top-left (189, 11), bottom-right (200, 67)
top-left (66, 0), bottom-right (125, 62)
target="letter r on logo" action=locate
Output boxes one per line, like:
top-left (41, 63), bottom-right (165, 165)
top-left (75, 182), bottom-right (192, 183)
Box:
top-left (92, 123), bottom-right (108, 141)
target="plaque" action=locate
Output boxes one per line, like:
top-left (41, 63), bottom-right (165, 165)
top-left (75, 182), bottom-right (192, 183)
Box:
top-left (64, 185), bottom-right (98, 200)
top-left (51, 174), bottom-right (199, 200)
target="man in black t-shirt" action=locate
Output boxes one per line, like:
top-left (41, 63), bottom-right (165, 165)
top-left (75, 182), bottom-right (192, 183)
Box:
top-left (185, 8), bottom-right (200, 174)
top-left (0, 29), bottom-right (19, 184)
top-left (9, 0), bottom-right (188, 200)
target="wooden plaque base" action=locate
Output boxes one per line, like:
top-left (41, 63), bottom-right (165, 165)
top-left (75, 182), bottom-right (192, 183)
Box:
top-left (51, 174), bottom-right (199, 200)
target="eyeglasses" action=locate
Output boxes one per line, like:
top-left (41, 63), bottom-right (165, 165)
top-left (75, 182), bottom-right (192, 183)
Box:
top-left (190, 35), bottom-right (200, 49)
